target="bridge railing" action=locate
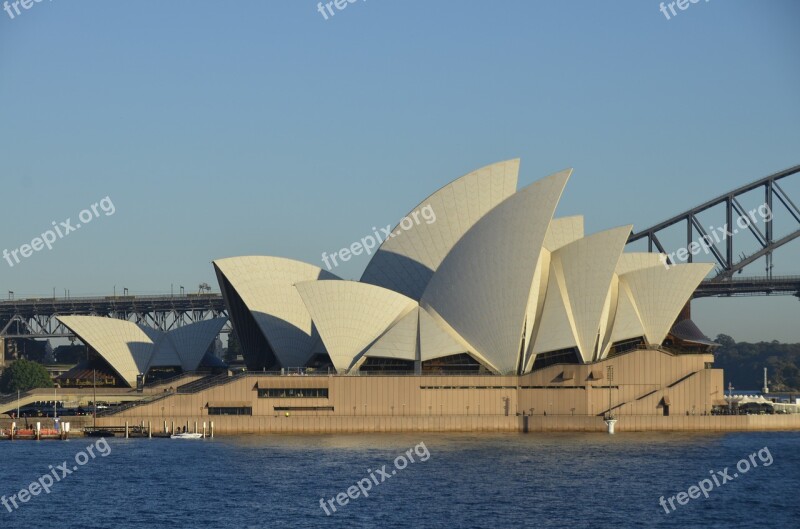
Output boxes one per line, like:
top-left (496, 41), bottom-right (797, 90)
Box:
top-left (0, 293), bottom-right (223, 306)
top-left (701, 275), bottom-right (800, 283)
top-left (143, 371), bottom-right (204, 390)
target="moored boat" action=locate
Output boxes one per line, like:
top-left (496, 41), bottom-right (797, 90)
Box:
top-left (170, 432), bottom-right (204, 439)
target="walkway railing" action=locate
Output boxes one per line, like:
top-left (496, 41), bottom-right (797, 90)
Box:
top-left (95, 392), bottom-right (174, 417)
top-left (0, 390), bottom-right (34, 407)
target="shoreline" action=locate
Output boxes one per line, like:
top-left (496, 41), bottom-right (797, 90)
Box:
top-left (7, 414), bottom-right (798, 435)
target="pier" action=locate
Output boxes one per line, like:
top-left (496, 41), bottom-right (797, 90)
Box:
top-left (1, 421), bottom-right (72, 440)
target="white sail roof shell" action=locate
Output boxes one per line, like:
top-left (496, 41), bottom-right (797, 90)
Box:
top-left (295, 280), bottom-right (417, 372)
top-left (213, 256), bottom-right (338, 368)
top-left (360, 159), bottom-right (520, 301)
top-left (551, 226), bottom-right (632, 362)
top-left (56, 316), bottom-right (226, 387)
top-left (421, 169), bottom-right (571, 374)
top-left (363, 308), bottom-right (419, 361)
top-left (622, 263), bottom-right (713, 345)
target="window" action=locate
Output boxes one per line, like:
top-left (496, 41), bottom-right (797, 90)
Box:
top-left (208, 406), bottom-right (252, 416)
top-left (258, 388), bottom-right (329, 398)
top-left (273, 406), bottom-right (334, 412)
top-left (531, 348), bottom-right (579, 370)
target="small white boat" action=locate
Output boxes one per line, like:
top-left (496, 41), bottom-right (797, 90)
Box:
top-left (170, 432), bottom-right (204, 439)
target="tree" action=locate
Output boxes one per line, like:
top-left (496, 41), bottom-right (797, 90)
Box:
top-left (713, 337), bottom-right (800, 391)
top-left (714, 334), bottom-right (736, 348)
top-left (0, 359), bottom-right (54, 393)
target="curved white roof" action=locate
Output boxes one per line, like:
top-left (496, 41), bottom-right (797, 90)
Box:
top-left (418, 307), bottom-right (468, 362)
top-left (615, 253), bottom-right (666, 275)
top-left (58, 316), bottom-right (228, 386)
top-left (543, 216), bottom-right (585, 252)
top-left (213, 256), bottom-right (339, 368)
top-left (149, 334), bottom-right (182, 368)
top-left (622, 263), bottom-right (713, 345)
top-left (360, 159), bottom-right (520, 300)
top-left (607, 279), bottom-right (646, 345)
top-left (552, 226), bottom-right (632, 362)
top-left (363, 307), bottom-right (419, 361)
top-left (528, 263), bottom-right (579, 362)
top-left (421, 169), bottom-right (572, 374)
top-left (595, 252), bottom-right (669, 357)
top-left (158, 317), bottom-right (228, 371)
top-left (296, 280), bottom-right (417, 372)
top-left (523, 217), bottom-right (585, 360)
top-left (57, 316), bottom-right (156, 387)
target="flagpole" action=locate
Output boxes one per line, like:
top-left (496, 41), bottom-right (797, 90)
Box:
top-left (93, 369), bottom-right (97, 428)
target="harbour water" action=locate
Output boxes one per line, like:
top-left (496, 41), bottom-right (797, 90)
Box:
top-left (0, 431), bottom-right (798, 528)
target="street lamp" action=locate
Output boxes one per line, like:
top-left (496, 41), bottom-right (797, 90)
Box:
top-left (728, 382), bottom-right (734, 414)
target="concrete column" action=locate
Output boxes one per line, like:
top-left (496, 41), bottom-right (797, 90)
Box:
top-left (210, 421), bottom-right (214, 438)
top-left (125, 421), bottom-right (129, 439)
top-left (194, 421), bottom-right (198, 434)
top-left (148, 421), bottom-right (152, 439)
top-left (36, 422), bottom-right (41, 441)
top-left (10, 421), bottom-right (15, 441)
top-left (202, 421), bottom-right (207, 439)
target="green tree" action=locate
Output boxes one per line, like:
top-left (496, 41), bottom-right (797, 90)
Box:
top-left (0, 359), bottom-right (54, 393)
top-left (713, 336), bottom-right (800, 391)
top-left (715, 334), bottom-right (736, 348)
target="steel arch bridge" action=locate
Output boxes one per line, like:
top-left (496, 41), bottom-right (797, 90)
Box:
top-left (627, 164), bottom-right (800, 299)
top-left (0, 294), bottom-right (229, 339)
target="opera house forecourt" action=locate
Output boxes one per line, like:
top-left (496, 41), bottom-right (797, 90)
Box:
top-left (55, 159), bottom-right (797, 433)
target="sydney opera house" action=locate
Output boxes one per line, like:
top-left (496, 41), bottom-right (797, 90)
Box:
top-left (55, 160), bottom-right (727, 431)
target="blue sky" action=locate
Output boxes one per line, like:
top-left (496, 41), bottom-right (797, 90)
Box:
top-left (1, 0), bottom-right (798, 342)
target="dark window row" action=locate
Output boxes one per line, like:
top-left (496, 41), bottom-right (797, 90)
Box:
top-left (208, 406), bottom-right (252, 416)
top-left (518, 386), bottom-right (587, 390)
top-left (258, 388), bottom-right (329, 399)
top-left (273, 406), bottom-right (334, 412)
top-left (420, 386), bottom-right (518, 390)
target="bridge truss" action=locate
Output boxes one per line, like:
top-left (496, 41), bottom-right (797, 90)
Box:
top-left (0, 294), bottom-right (229, 339)
top-left (627, 165), bottom-right (800, 299)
